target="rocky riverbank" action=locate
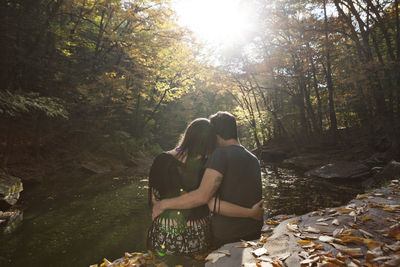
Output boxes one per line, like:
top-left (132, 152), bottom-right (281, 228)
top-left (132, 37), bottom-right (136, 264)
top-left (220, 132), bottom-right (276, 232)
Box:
top-left (0, 171), bottom-right (23, 234)
top-left (205, 180), bottom-right (400, 267)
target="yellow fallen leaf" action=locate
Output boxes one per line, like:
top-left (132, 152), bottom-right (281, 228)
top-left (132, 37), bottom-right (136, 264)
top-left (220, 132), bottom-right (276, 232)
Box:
top-left (362, 216), bottom-right (372, 222)
top-left (297, 240), bottom-right (312, 245)
top-left (340, 208), bottom-right (353, 214)
top-left (356, 194), bottom-right (368, 199)
top-left (286, 223), bottom-right (298, 232)
top-left (100, 258), bottom-right (112, 267)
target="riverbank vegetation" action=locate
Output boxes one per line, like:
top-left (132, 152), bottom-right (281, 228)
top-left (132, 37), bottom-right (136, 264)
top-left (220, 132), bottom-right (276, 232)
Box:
top-left (1, 0), bottom-right (400, 176)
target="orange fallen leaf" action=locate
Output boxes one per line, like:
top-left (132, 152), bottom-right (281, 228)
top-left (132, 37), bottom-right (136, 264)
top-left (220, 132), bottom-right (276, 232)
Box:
top-left (323, 257), bottom-right (345, 265)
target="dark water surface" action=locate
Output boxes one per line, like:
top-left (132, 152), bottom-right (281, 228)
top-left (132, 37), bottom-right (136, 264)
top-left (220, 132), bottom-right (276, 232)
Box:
top-left (0, 165), bottom-right (365, 266)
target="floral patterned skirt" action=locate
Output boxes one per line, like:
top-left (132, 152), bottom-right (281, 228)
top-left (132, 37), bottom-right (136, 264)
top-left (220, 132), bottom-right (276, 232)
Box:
top-left (147, 215), bottom-right (210, 256)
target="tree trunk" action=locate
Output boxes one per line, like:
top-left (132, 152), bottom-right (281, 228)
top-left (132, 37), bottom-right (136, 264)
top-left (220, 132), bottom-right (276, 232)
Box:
top-left (310, 54), bottom-right (323, 133)
top-left (323, 0), bottom-right (338, 139)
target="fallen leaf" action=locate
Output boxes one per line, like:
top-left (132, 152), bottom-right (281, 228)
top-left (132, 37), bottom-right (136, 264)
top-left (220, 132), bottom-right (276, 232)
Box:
top-left (327, 209), bottom-right (337, 214)
top-left (252, 247), bottom-right (268, 257)
top-left (388, 223), bottom-right (400, 240)
top-left (370, 256), bottom-right (393, 262)
top-left (341, 229), bottom-right (356, 235)
top-left (322, 257), bottom-right (345, 265)
top-left (298, 251), bottom-right (308, 259)
top-left (259, 262), bottom-right (274, 267)
top-left (359, 229), bottom-right (374, 238)
top-left (100, 258), bottom-right (112, 267)
top-left (217, 250), bottom-right (231, 256)
top-left (384, 255), bottom-right (400, 266)
top-left (257, 256), bottom-right (273, 262)
top-left (205, 252), bottom-right (226, 263)
top-left (318, 235), bottom-right (336, 243)
top-left (385, 241), bottom-right (400, 251)
top-left (317, 218), bottom-right (332, 222)
top-left (300, 256), bottom-right (319, 265)
top-left (278, 252), bottom-right (291, 261)
top-left (286, 223), bottom-right (298, 232)
top-left (340, 208), bottom-right (353, 214)
top-left (316, 222), bottom-right (329, 226)
top-left (302, 235), bottom-right (318, 240)
top-left (333, 228), bottom-right (343, 237)
top-left (346, 261), bottom-right (359, 267)
top-left (362, 216), bottom-right (372, 222)
top-left (265, 220), bottom-right (280, 225)
top-left (304, 226), bottom-right (320, 234)
top-left (332, 219), bottom-right (340, 226)
top-left (262, 225), bottom-right (273, 232)
top-left (331, 244), bottom-right (363, 257)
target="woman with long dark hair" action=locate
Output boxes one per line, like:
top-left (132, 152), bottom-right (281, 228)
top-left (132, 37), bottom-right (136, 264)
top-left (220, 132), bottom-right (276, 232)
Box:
top-left (147, 118), bottom-right (262, 255)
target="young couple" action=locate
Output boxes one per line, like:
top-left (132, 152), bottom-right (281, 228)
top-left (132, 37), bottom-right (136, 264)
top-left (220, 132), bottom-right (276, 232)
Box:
top-left (147, 111), bottom-right (264, 256)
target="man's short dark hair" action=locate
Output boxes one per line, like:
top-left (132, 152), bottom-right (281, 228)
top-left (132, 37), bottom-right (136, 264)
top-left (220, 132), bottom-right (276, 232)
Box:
top-left (209, 111), bottom-right (238, 140)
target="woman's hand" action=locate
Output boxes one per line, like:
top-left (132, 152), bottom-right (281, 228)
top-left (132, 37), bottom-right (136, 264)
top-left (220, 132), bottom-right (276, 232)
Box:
top-left (250, 199), bottom-right (264, 221)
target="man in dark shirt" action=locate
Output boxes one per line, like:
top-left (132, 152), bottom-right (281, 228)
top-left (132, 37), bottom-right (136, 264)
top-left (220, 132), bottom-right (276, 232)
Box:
top-left (152, 111), bottom-right (263, 246)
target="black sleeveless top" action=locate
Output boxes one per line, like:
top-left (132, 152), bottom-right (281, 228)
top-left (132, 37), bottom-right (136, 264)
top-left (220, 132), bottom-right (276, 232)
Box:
top-left (148, 152), bottom-right (209, 221)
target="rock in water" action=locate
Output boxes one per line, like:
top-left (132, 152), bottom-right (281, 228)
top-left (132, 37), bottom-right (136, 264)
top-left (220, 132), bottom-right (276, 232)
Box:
top-left (376, 160), bottom-right (400, 180)
top-left (1, 210), bottom-right (23, 234)
top-left (305, 161), bottom-right (369, 179)
top-left (80, 162), bottom-right (111, 174)
top-left (0, 173), bottom-right (23, 205)
top-left (283, 154), bottom-right (328, 170)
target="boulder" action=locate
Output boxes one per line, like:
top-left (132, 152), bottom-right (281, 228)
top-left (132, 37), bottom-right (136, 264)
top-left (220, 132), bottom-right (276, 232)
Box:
top-left (260, 150), bottom-right (287, 163)
top-left (80, 161), bottom-right (111, 174)
top-left (375, 160), bottom-right (400, 180)
top-left (205, 183), bottom-right (400, 267)
top-left (0, 209), bottom-right (23, 234)
top-left (283, 154), bottom-right (328, 170)
top-left (0, 173), bottom-right (23, 205)
top-left (305, 161), bottom-right (370, 179)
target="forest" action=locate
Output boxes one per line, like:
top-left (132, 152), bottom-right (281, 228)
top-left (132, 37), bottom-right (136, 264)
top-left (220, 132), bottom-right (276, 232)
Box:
top-left (1, 0), bottom-right (400, 266)
top-left (1, 0), bottom-right (400, 169)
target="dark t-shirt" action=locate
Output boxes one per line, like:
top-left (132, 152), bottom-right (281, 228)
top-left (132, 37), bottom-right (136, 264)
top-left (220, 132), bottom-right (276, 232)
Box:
top-left (205, 145), bottom-right (262, 244)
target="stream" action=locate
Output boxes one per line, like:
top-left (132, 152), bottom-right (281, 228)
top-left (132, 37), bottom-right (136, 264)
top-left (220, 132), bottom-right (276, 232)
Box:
top-left (0, 165), bottom-right (365, 266)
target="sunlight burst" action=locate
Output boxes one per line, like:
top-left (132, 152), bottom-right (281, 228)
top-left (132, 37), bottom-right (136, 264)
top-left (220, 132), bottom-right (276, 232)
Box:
top-left (174, 0), bottom-right (255, 47)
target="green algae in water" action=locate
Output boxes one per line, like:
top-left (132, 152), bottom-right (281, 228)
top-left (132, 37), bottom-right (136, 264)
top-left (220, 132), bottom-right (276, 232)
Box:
top-left (0, 176), bottom-right (151, 267)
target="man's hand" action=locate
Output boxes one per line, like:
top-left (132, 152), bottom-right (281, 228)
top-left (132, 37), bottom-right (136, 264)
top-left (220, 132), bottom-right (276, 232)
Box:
top-left (250, 200), bottom-right (264, 221)
top-left (152, 199), bottom-right (165, 220)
